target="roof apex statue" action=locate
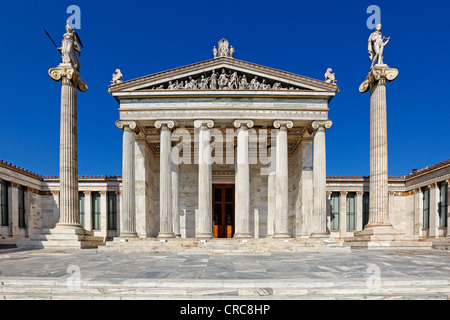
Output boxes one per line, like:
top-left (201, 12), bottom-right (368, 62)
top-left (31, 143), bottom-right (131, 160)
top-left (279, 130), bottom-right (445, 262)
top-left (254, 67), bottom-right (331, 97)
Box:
top-left (368, 23), bottom-right (390, 69)
top-left (324, 68), bottom-right (336, 84)
top-left (58, 20), bottom-right (83, 72)
top-left (214, 38), bottom-right (234, 59)
top-left (112, 69), bottom-right (123, 84)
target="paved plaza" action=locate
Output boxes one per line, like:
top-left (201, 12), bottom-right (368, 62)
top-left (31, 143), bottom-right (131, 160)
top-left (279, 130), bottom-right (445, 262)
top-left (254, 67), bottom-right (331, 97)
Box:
top-left (0, 248), bottom-right (449, 300)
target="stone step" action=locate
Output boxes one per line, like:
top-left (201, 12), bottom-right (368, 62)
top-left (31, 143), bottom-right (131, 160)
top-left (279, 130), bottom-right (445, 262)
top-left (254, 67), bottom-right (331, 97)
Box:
top-left (1, 278), bottom-right (449, 300)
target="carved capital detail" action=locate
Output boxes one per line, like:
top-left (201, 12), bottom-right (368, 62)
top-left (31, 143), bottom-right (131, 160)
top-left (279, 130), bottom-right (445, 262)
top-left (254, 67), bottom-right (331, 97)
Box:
top-left (359, 66), bottom-right (398, 93)
top-left (116, 120), bottom-right (137, 130)
top-left (273, 120), bottom-right (293, 129)
top-left (311, 120), bottom-right (333, 130)
top-left (233, 120), bottom-right (254, 129)
top-left (155, 120), bottom-right (176, 129)
top-left (194, 120), bottom-right (215, 129)
top-left (48, 65), bottom-right (88, 92)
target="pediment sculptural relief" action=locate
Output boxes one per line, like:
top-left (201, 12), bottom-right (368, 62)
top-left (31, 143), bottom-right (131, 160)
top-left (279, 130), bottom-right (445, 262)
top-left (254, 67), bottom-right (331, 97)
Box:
top-left (147, 68), bottom-right (307, 91)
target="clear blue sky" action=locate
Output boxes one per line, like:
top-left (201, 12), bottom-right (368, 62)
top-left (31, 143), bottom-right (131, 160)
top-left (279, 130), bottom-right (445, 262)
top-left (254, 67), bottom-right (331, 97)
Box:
top-left (0, 0), bottom-right (448, 177)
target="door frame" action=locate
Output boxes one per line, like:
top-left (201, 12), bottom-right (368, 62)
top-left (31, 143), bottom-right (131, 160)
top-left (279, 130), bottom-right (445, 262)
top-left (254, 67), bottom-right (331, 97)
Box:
top-left (212, 184), bottom-right (235, 238)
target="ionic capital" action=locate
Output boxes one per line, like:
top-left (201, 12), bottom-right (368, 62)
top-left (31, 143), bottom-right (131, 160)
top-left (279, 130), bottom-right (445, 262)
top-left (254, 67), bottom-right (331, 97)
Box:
top-left (340, 191), bottom-right (348, 197)
top-left (311, 120), bottom-right (333, 131)
top-left (155, 120), bottom-right (176, 129)
top-left (429, 182), bottom-right (438, 189)
top-left (48, 65), bottom-right (88, 92)
top-left (357, 191), bottom-right (364, 196)
top-left (273, 120), bottom-right (293, 129)
top-left (116, 120), bottom-right (137, 130)
top-left (194, 120), bottom-right (214, 129)
top-left (359, 66), bottom-right (399, 93)
top-left (83, 190), bottom-right (91, 196)
top-left (234, 120), bottom-right (254, 129)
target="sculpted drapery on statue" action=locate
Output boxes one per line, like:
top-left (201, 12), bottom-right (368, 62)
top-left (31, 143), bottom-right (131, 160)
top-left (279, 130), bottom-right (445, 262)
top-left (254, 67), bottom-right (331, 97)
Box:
top-left (368, 24), bottom-right (390, 69)
top-left (58, 20), bottom-right (83, 72)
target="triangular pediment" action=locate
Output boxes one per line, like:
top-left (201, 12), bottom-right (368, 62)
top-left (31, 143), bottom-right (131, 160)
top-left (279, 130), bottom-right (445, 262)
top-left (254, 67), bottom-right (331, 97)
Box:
top-left (109, 57), bottom-right (338, 95)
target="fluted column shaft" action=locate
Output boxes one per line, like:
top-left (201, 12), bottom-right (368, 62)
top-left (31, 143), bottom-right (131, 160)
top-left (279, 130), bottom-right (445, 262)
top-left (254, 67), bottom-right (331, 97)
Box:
top-left (58, 78), bottom-right (80, 227)
top-left (273, 121), bottom-right (293, 238)
top-left (117, 121), bottom-right (137, 237)
top-left (369, 77), bottom-right (389, 226)
top-left (311, 120), bottom-right (332, 237)
top-left (234, 120), bottom-right (253, 238)
top-left (156, 121), bottom-right (175, 238)
top-left (195, 120), bottom-right (214, 239)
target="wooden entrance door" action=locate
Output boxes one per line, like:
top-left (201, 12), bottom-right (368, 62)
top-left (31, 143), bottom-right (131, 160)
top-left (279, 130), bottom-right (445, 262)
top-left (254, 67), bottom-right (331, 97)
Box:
top-left (212, 185), bottom-right (235, 238)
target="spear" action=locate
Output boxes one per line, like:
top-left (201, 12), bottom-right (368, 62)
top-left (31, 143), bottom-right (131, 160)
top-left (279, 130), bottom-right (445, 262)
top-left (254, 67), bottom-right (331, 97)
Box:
top-left (44, 28), bottom-right (59, 51)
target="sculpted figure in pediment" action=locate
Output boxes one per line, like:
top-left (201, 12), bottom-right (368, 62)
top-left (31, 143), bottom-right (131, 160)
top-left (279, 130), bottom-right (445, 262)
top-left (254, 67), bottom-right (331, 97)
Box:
top-left (229, 71), bottom-right (239, 89)
top-left (239, 75), bottom-right (249, 89)
top-left (218, 69), bottom-right (229, 89)
top-left (210, 70), bottom-right (218, 89)
top-left (250, 76), bottom-right (260, 90)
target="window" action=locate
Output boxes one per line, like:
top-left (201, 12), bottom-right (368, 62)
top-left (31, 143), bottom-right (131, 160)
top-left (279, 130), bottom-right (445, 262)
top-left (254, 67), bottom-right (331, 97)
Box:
top-left (423, 187), bottom-right (430, 229)
top-left (79, 192), bottom-right (85, 227)
top-left (0, 180), bottom-right (8, 226)
top-left (363, 192), bottom-right (370, 227)
top-left (439, 182), bottom-right (448, 228)
top-left (346, 193), bottom-right (356, 231)
top-left (18, 186), bottom-right (26, 228)
top-left (92, 192), bottom-right (101, 230)
top-left (330, 192), bottom-right (339, 231)
top-left (107, 192), bottom-right (117, 230)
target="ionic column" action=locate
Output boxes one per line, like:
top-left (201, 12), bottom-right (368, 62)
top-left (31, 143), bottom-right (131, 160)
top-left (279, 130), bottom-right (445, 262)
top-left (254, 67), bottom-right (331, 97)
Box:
top-left (83, 191), bottom-right (92, 231)
top-left (273, 120), bottom-right (293, 238)
top-left (429, 183), bottom-right (439, 237)
top-left (156, 121), bottom-right (176, 238)
top-left (311, 120), bottom-right (333, 237)
top-left (360, 66), bottom-right (398, 231)
top-left (234, 120), bottom-right (254, 239)
top-left (100, 191), bottom-right (108, 239)
top-left (267, 146), bottom-right (276, 237)
top-left (48, 67), bottom-right (86, 229)
top-left (116, 120), bottom-right (138, 238)
top-left (356, 191), bottom-right (364, 231)
top-left (297, 131), bottom-right (314, 237)
top-left (172, 160), bottom-right (181, 238)
top-left (339, 191), bottom-right (348, 234)
top-left (194, 120), bottom-right (214, 239)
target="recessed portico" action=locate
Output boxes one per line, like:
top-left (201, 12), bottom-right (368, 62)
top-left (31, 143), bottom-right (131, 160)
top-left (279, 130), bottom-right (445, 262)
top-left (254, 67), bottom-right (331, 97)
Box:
top-left (109, 46), bottom-right (338, 241)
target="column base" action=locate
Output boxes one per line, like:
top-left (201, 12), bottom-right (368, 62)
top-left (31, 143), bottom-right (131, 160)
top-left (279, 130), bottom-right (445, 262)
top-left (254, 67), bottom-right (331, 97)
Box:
top-left (196, 233), bottom-right (213, 239)
top-left (355, 223), bottom-right (398, 236)
top-left (309, 232), bottom-right (329, 238)
top-left (119, 232), bottom-right (138, 238)
top-left (273, 233), bottom-right (291, 239)
top-left (158, 233), bottom-right (176, 239)
top-left (234, 233), bottom-right (252, 239)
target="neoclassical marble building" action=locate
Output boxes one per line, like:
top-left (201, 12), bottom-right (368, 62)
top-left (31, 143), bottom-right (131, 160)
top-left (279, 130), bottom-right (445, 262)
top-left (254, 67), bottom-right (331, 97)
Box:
top-left (0, 40), bottom-right (448, 250)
